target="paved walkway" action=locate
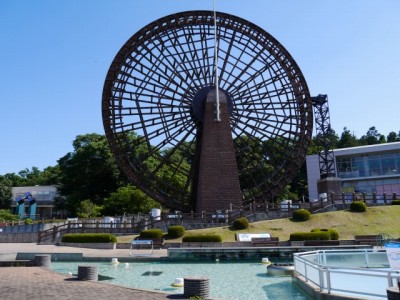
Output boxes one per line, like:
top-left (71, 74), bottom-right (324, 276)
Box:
top-left (0, 244), bottom-right (189, 300)
top-left (0, 243), bottom-right (169, 258)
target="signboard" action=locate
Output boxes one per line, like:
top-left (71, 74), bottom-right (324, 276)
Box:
top-left (385, 243), bottom-right (400, 270)
top-left (236, 233), bottom-right (271, 242)
top-left (132, 240), bottom-right (153, 245)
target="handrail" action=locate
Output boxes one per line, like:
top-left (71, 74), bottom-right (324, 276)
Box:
top-left (294, 249), bottom-right (398, 299)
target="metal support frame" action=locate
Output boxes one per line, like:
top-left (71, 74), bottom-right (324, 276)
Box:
top-left (312, 94), bottom-right (336, 178)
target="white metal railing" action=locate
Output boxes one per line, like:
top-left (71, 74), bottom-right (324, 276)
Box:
top-left (294, 249), bottom-right (400, 299)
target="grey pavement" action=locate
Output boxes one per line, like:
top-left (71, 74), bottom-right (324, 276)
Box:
top-left (0, 243), bottom-right (190, 300)
top-left (0, 243), bottom-right (169, 258)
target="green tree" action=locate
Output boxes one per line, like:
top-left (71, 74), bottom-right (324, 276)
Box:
top-left (337, 127), bottom-right (359, 148)
top-left (4, 166), bottom-right (61, 187)
top-left (359, 126), bottom-right (386, 145)
top-left (57, 133), bottom-right (125, 215)
top-left (17, 167), bottom-right (42, 186)
top-left (274, 185), bottom-right (298, 201)
top-left (0, 176), bottom-right (12, 209)
top-left (235, 135), bottom-right (274, 195)
top-left (290, 162), bottom-right (309, 200)
top-left (53, 195), bottom-right (68, 218)
top-left (308, 136), bottom-right (322, 155)
top-left (0, 209), bottom-right (18, 222)
top-left (38, 166), bottom-right (61, 185)
top-left (4, 172), bottom-right (28, 187)
top-left (387, 131), bottom-right (400, 143)
top-left (76, 199), bottom-right (102, 218)
top-left (102, 184), bottom-right (159, 215)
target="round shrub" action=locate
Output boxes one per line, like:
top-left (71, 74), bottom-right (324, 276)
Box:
top-left (182, 234), bottom-right (222, 242)
top-left (168, 225), bottom-right (185, 238)
top-left (292, 209), bottom-right (311, 221)
top-left (139, 229), bottom-right (164, 239)
top-left (328, 229), bottom-right (339, 240)
top-left (24, 218), bottom-right (33, 224)
top-left (391, 200), bottom-right (400, 205)
top-left (350, 201), bottom-right (367, 212)
top-left (233, 217), bottom-right (249, 230)
top-left (290, 231), bottom-right (331, 241)
top-left (311, 228), bottom-right (339, 240)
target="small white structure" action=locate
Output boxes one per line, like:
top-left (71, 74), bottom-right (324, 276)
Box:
top-left (280, 200), bottom-right (292, 211)
top-left (130, 239), bottom-right (154, 256)
top-left (171, 277), bottom-right (184, 287)
top-left (319, 193), bottom-right (328, 202)
top-left (103, 216), bottom-right (115, 228)
top-left (150, 208), bottom-right (161, 220)
top-left (261, 258), bottom-right (272, 265)
top-left (267, 263), bottom-right (294, 276)
top-left (235, 233), bottom-right (271, 242)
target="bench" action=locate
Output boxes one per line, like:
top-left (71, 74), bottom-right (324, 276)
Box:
top-left (251, 237), bottom-right (279, 247)
top-left (304, 240), bottom-right (340, 246)
top-left (135, 238), bottom-right (164, 249)
top-left (354, 235), bottom-right (380, 246)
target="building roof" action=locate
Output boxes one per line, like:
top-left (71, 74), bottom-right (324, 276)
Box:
top-left (12, 185), bottom-right (57, 193)
top-left (332, 142), bottom-right (400, 156)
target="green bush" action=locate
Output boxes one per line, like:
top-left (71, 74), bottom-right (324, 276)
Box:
top-left (61, 233), bottom-right (117, 243)
top-left (350, 201), bottom-right (367, 212)
top-left (328, 229), bottom-right (339, 240)
top-left (182, 234), bottom-right (222, 243)
top-left (189, 296), bottom-right (204, 300)
top-left (139, 229), bottom-right (164, 239)
top-left (292, 209), bottom-right (311, 221)
top-left (311, 228), bottom-right (339, 240)
top-left (391, 200), bottom-right (400, 205)
top-left (24, 218), bottom-right (33, 224)
top-left (168, 225), bottom-right (185, 238)
top-left (232, 217), bottom-right (249, 230)
top-left (290, 231), bottom-right (331, 241)
top-left (0, 209), bottom-right (18, 222)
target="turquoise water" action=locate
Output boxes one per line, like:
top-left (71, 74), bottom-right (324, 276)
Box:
top-left (51, 261), bottom-right (310, 300)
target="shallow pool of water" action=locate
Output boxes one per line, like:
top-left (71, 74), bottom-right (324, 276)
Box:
top-left (51, 261), bottom-right (310, 300)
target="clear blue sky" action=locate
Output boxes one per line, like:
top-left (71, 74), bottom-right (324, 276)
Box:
top-left (1, 0), bottom-right (399, 175)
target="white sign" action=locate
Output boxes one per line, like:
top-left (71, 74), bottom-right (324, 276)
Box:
top-left (132, 240), bottom-right (153, 245)
top-left (236, 233), bottom-right (271, 242)
top-left (385, 243), bottom-right (400, 270)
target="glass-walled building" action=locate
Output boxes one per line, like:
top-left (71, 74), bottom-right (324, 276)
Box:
top-left (11, 185), bottom-right (58, 219)
top-left (306, 142), bottom-right (400, 201)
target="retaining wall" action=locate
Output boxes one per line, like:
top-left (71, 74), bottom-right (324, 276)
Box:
top-left (0, 232), bottom-right (37, 243)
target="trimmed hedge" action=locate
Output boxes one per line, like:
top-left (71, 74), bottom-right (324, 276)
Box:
top-left (232, 217), bottom-right (249, 230)
top-left (350, 201), bottom-right (367, 212)
top-left (391, 200), bottom-right (400, 205)
top-left (311, 228), bottom-right (339, 240)
top-left (292, 209), bottom-right (311, 221)
top-left (61, 233), bottom-right (117, 243)
top-left (290, 231), bottom-right (331, 241)
top-left (139, 229), bottom-right (164, 239)
top-left (182, 234), bottom-right (222, 243)
top-left (168, 225), bottom-right (185, 238)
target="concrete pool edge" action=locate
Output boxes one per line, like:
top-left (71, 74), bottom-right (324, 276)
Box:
top-left (293, 273), bottom-right (367, 300)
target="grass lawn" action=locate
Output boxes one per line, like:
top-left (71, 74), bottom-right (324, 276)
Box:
top-left (117, 205), bottom-right (400, 243)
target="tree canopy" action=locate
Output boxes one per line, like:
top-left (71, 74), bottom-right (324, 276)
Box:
top-left (102, 184), bottom-right (159, 215)
top-left (57, 133), bottom-right (126, 215)
top-left (1, 124), bottom-right (398, 214)
top-left (0, 176), bottom-right (12, 209)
